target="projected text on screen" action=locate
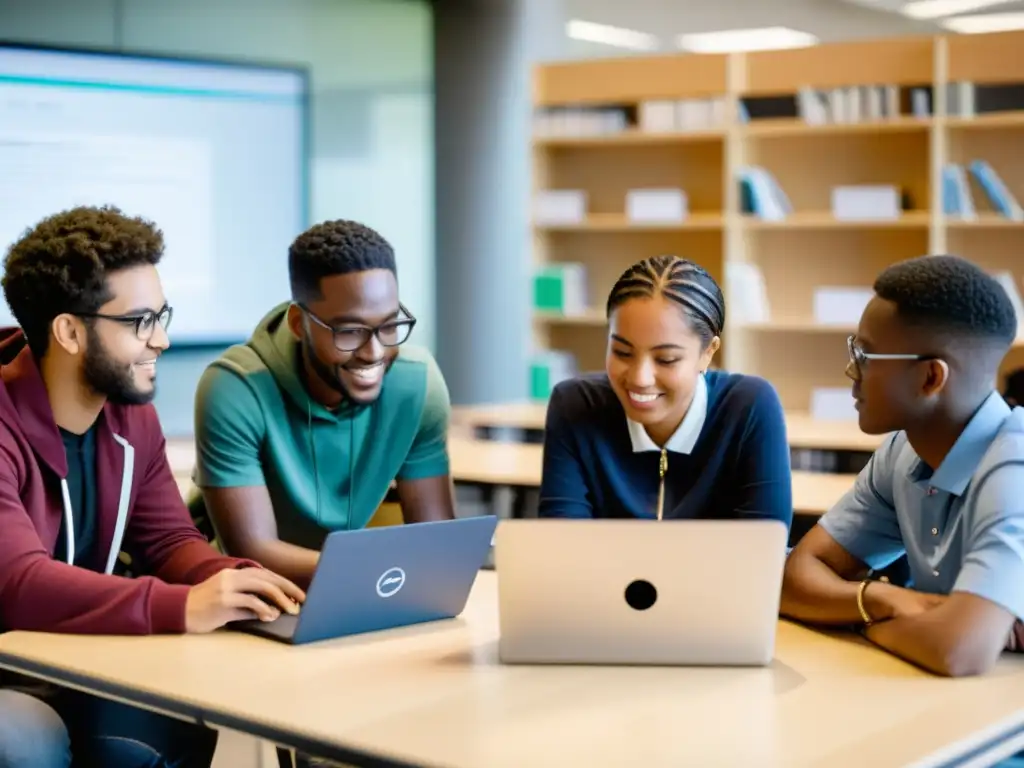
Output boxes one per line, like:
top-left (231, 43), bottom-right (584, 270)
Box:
top-left (0, 46), bottom-right (306, 343)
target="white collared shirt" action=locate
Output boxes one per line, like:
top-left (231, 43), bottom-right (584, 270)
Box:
top-left (626, 373), bottom-right (708, 454)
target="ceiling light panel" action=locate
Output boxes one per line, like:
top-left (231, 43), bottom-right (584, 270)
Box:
top-left (900, 0), bottom-right (1016, 19)
top-left (566, 20), bottom-right (659, 51)
top-left (676, 27), bottom-right (818, 54)
top-left (941, 10), bottom-right (1024, 30)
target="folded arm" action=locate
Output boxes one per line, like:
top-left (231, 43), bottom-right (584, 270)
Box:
top-left (865, 592), bottom-right (1015, 677)
top-left (784, 447), bottom-right (1024, 677)
top-left (782, 437), bottom-right (906, 625)
top-left (782, 525), bottom-right (1008, 676)
top-left (781, 525), bottom-right (875, 625)
top-left (871, 460), bottom-right (1024, 676)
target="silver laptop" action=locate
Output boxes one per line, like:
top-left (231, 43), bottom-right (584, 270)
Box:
top-left (494, 518), bottom-right (788, 666)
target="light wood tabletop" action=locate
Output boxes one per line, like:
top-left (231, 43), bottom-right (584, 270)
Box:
top-left (2, 571), bottom-right (1023, 768)
top-left (451, 402), bottom-right (888, 453)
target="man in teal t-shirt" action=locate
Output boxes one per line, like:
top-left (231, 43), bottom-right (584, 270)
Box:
top-left (191, 219), bottom-right (454, 588)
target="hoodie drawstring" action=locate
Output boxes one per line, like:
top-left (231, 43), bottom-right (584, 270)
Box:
top-left (59, 478), bottom-right (75, 565)
top-left (59, 433), bottom-right (133, 573)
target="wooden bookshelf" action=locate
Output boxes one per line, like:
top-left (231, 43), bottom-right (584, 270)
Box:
top-left (531, 30), bottom-right (1024, 415)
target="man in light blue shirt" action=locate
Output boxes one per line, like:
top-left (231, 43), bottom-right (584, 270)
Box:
top-left (782, 255), bottom-right (1024, 677)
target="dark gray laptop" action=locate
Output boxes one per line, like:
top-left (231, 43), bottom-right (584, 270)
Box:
top-left (231, 516), bottom-right (497, 645)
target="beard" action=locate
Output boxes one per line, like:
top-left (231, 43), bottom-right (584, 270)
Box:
top-left (301, 331), bottom-right (394, 405)
top-left (82, 325), bottom-right (155, 406)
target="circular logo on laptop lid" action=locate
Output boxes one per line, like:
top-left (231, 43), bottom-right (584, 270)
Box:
top-left (376, 567), bottom-right (406, 598)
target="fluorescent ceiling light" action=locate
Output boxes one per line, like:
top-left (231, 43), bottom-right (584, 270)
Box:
top-left (565, 20), bottom-right (659, 51)
top-left (900, 0), bottom-right (1015, 19)
top-left (676, 27), bottom-right (818, 54)
top-left (941, 11), bottom-right (1024, 30)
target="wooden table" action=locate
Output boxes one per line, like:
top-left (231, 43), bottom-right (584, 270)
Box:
top-left (2, 571), bottom-right (1023, 767)
top-left (452, 403), bottom-right (888, 453)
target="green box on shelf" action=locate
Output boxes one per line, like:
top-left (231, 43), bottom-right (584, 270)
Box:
top-left (529, 351), bottom-right (577, 400)
top-left (532, 263), bottom-right (587, 314)
top-left (530, 362), bottom-right (551, 400)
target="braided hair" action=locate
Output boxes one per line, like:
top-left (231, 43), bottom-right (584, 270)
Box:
top-left (606, 255), bottom-right (725, 347)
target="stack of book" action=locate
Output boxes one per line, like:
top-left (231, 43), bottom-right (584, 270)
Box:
top-left (942, 161), bottom-right (1023, 221)
top-left (638, 97), bottom-right (727, 132)
top-left (737, 166), bottom-right (791, 220)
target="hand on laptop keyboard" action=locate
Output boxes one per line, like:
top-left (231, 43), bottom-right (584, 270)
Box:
top-left (185, 567), bottom-right (305, 633)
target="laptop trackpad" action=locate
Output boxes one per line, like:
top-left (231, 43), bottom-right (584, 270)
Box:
top-left (232, 612), bottom-right (299, 640)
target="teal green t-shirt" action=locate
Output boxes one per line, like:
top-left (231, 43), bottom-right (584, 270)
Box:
top-left (192, 303), bottom-right (451, 549)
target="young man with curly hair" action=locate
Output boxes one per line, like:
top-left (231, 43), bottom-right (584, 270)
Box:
top-left (0, 205), bottom-right (304, 768)
top-left (782, 255), bottom-right (1024, 677)
top-left (191, 219), bottom-right (455, 590)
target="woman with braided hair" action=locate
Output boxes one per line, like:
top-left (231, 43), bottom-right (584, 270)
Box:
top-left (538, 254), bottom-right (792, 529)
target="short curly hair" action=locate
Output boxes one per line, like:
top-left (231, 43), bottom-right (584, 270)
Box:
top-left (873, 255), bottom-right (1017, 346)
top-left (288, 219), bottom-right (396, 303)
top-left (2, 205), bottom-right (164, 357)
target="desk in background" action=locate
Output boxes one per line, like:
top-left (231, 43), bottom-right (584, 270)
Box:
top-left (452, 403), bottom-right (884, 473)
top-left (167, 437), bottom-right (854, 520)
top-left (446, 436), bottom-right (854, 518)
top-left (451, 403), bottom-right (883, 450)
top-left (2, 571), bottom-right (1024, 768)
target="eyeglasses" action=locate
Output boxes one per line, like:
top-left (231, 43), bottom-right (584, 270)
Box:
top-left (846, 335), bottom-right (930, 376)
top-left (299, 303), bottom-right (416, 352)
top-left (77, 304), bottom-right (173, 341)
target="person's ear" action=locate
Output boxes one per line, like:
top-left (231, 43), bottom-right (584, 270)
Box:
top-left (920, 358), bottom-right (950, 399)
top-left (700, 335), bottom-right (721, 371)
top-left (286, 303), bottom-right (304, 340)
top-left (50, 314), bottom-right (84, 356)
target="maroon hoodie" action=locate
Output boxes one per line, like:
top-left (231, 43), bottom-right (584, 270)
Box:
top-left (0, 328), bottom-right (255, 635)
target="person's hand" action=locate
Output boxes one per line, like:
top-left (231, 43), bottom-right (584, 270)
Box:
top-left (185, 568), bottom-right (305, 634)
top-left (1006, 620), bottom-right (1024, 652)
top-left (863, 581), bottom-right (947, 622)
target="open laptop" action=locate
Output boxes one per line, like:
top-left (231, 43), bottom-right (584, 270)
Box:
top-left (495, 518), bottom-right (788, 666)
top-left (232, 515), bottom-right (497, 645)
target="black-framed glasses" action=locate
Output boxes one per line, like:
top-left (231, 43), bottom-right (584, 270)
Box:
top-left (299, 303), bottom-right (416, 352)
top-left (77, 304), bottom-right (173, 341)
top-left (847, 335), bottom-right (930, 375)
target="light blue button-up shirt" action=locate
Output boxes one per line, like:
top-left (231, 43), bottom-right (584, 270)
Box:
top-left (820, 391), bottom-right (1024, 620)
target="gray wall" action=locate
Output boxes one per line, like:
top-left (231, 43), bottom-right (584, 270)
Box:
top-left (0, 0), bottom-right (433, 436)
top-left (433, 0), bottom-right (563, 405)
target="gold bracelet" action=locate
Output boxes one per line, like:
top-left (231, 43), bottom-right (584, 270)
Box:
top-left (856, 579), bottom-right (874, 626)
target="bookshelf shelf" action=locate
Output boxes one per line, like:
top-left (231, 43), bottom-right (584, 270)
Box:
top-left (946, 215), bottom-right (1024, 229)
top-left (537, 213), bottom-right (724, 232)
top-left (741, 212), bottom-right (930, 230)
top-left (742, 117), bottom-right (931, 138)
top-left (533, 310), bottom-right (606, 326)
top-left (530, 30), bottom-right (1024, 410)
top-left (534, 130), bottom-right (725, 147)
top-left (945, 112), bottom-right (1024, 130)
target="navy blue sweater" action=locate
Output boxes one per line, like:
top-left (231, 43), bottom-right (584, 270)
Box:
top-left (538, 371), bottom-right (793, 528)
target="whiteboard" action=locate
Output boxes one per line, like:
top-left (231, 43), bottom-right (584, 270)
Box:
top-left (0, 45), bottom-right (307, 344)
